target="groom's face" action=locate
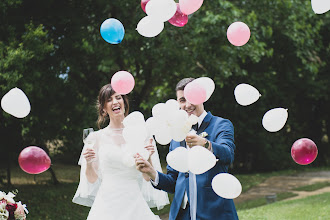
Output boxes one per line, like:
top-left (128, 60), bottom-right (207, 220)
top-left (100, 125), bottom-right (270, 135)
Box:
top-left (176, 90), bottom-right (204, 117)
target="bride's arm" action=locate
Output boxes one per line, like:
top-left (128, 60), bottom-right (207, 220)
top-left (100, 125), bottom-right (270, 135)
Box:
top-left (83, 148), bottom-right (99, 183)
top-left (86, 163), bottom-right (98, 183)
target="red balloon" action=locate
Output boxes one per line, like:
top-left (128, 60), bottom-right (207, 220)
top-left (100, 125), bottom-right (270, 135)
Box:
top-left (291, 138), bottom-right (318, 165)
top-left (18, 146), bottom-right (51, 174)
top-left (168, 3), bottom-right (188, 27)
top-left (141, 0), bottom-right (150, 13)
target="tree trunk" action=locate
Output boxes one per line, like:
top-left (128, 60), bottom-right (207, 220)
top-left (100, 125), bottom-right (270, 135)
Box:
top-left (48, 167), bottom-right (60, 185)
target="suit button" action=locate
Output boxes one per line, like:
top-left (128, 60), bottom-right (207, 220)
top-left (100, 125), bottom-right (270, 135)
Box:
top-left (185, 172), bottom-right (189, 178)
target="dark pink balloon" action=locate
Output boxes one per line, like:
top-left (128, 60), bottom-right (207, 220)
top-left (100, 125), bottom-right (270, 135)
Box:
top-left (168, 3), bottom-right (188, 27)
top-left (291, 138), bottom-right (318, 165)
top-left (184, 80), bottom-right (207, 105)
top-left (141, 0), bottom-right (150, 13)
top-left (111, 71), bottom-right (135, 95)
top-left (227, 21), bottom-right (251, 46)
top-left (18, 146), bottom-right (51, 174)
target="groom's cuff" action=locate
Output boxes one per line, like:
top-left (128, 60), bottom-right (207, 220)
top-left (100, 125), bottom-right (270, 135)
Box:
top-left (150, 172), bottom-right (159, 186)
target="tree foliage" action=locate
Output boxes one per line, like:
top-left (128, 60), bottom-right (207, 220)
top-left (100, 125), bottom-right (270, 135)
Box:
top-left (0, 0), bottom-right (330, 177)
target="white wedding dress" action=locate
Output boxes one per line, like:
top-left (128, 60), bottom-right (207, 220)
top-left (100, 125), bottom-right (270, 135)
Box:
top-left (72, 126), bottom-right (169, 220)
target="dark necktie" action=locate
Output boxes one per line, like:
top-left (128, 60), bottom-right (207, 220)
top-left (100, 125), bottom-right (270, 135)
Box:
top-left (192, 123), bottom-right (198, 131)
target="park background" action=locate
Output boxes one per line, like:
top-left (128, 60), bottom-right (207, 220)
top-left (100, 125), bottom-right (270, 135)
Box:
top-left (1, 0), bottom-right (330, 219)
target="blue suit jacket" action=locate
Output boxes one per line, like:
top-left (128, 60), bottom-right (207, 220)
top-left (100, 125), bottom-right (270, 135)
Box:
top-left (154, 112), bottom-right (238, 220)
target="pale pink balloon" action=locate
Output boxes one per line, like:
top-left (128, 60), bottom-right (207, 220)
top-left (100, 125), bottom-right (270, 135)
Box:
top-left (179, 0), bottom-right (203, 15)
top-left (18, 146), bottom-right (51, 174)
top-left (141, 0), bottom-right (150, 13)
top-left (227, 21), bottom-right (251, 47)
top-left (184, 80), bottom-right (207, 105)
top-left (169, 3), bottom-right (188, 27)
top-left (111, 71), bottom-right (135, 95)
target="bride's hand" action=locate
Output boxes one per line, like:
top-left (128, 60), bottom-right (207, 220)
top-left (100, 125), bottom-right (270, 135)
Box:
top-left (83, 148), bottom-right (96, 163)
top-left (144, 138), bottom-right (155, 157)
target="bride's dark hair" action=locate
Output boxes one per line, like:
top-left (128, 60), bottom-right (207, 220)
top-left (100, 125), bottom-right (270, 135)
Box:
top-left (97, 83), bottom-right (129, 128)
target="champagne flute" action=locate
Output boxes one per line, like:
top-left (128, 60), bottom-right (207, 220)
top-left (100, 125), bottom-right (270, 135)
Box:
top-left (83, 128), bottom-right (95, 150)
top-left (83, 128), bottom-right (96, 163)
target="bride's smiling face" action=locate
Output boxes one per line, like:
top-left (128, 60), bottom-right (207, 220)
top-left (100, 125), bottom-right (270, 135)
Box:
top-left (104, 93), bottom-right (125, 119)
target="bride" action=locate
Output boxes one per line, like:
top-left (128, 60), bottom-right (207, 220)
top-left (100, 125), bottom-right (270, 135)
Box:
top-left (72, 83), bottom-right (169, 219)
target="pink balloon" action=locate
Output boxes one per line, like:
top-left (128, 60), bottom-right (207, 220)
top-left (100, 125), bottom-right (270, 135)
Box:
top-left (227, 21), bottom-right (251, 47)
top-left (141, 0), bottom-right (150, 13)
top-left (18, 146), bottom-right (51, 174)
top-left (291, 138), bottom-right (318, 165)
top-left (111, 71), bottom-right (135, 95)
top-left (169, 3), bottom-right (188, 27)
top-left (179, 0), bottom-right (203, 15)
top-left (184, 80), bottom-right (207, 105)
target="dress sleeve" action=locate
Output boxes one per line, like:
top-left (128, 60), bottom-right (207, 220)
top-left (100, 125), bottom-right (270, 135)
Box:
top-left (72, 132), bottom-right (102, 207)
top-left (140, 138), bottom-right (170, 210)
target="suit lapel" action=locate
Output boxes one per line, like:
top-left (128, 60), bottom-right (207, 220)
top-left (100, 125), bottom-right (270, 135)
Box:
top-left (197, 112), bottom-right (212, 134)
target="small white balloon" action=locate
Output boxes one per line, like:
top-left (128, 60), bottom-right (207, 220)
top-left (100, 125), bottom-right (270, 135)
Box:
top-left (311, 0), bottom-right (330, 14)
top-left (212, 173), bottom-right (242, 199)
top-left (187, 114), bottom-right (198, 126)
top-left (166, 147), bottom-right (189, 172)
top-left (152, 103), bottom-right (167, 118)
top-left (171, 125), bottom-right (188, 142)
top-left (123, 125), bottom-right (148, 143)
top-left (146, 117), bottom-right (158, 135)
top-left (167, 109), bottom-right (188, 127)
top-left (194, 77), bottom-right (215, 102)
top-left (262, 108), bottom-right (288, 132)
top-left (234, 83), bottom-right (261, 106)
top-left (155, 123), bottom-right (172, 145)
top-left (188, 146), bottom-right (216, 174)
top-left (137, 16), bottom-right (164, 38)
top-left (146, 0), bottom-right (177, 22)
top-left (1, 88), bottom-right (31, 118)
top-left (166, 99), bottom-right (180, 112)
top-left (123, 111), bottom-right (145, 127)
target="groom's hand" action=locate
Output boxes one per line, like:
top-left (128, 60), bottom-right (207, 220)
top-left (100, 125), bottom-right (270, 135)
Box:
top-left (186, 134), bottom-right (207, 148)
top-left (134, 153), bottom-right (157, 181)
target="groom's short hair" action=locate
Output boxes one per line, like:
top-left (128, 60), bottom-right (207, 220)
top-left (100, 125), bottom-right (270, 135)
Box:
top-left (176, 78), bottom-right (195, 91)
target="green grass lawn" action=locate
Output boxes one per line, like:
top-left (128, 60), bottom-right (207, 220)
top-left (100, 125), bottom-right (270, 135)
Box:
top-left (1, 164), bottom-right (329, 219)
top-left (238, 192), bottom-right (330, 220)
top-left (292, 182), bottom-right (330, 192)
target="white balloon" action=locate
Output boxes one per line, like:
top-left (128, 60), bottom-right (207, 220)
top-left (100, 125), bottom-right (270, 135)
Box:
top-left (1, 88), bottom-right (31, 118)
top-left (167, 109), bottom-right (188, 127)
top-left (187, 114), bottom-right (198, 126)
top-left (311, 0), bottom-right (330, 14)
top-left (123, 111), bottom-right (145, 127)
top-left (152, 103), bottom-right (167, 118)
top-left (123, 125), bottom-right (148, 143)
top-left (136, 16), bottom-right (164, 38)
top-left (194, 77), bottom-right (215, 102)
top-left (146, 117), bottom-right (158, 135)
top-left (212, 173), bottom-right (242, 199)
top-left (146, 0), bottom-right (177, 22)
top-left (155, 123), bottom-right (172, 145)
top-left (171, 125), bottom-right (188, 142)
top-left (234, 83), bottom-right (261, 106)
top-left (165, 99), bottom-right (180, 112)
top-left (188, 146), bottom-right (216, 174)
top-left (166, 147), bottom-right (189, 172)
top-left (262, 108), bottom-right (288, 132)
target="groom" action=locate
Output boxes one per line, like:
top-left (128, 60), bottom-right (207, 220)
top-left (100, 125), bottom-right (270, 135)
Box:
top-left (136, 78), bottom-right (238, 220)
